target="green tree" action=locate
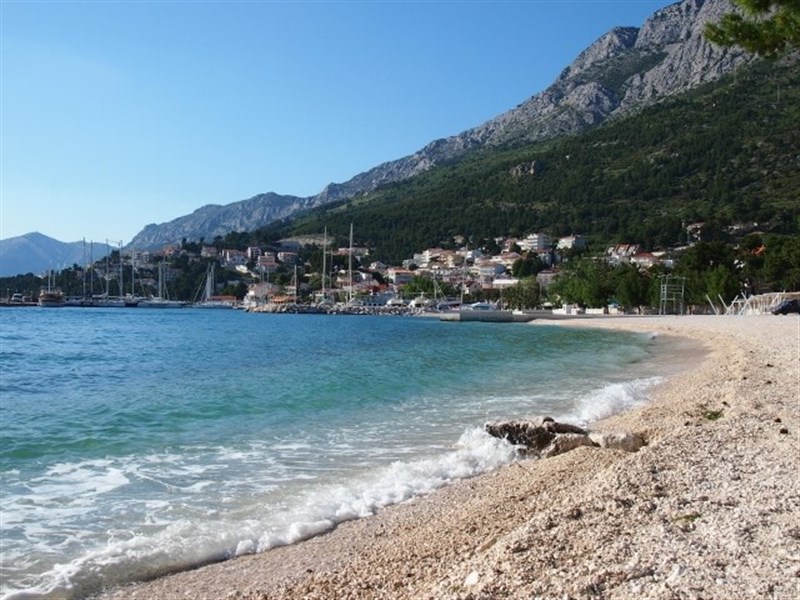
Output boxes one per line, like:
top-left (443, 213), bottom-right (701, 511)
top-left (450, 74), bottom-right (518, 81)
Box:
top-left (503, 277), bottom-right (540, 309)
top-left (762, 235), bottom-right (800, 290)
top-left (404, 275), bottom-right (436, 297)
top-left (221, 281), bottom-right (248, 300)
top-left (706, 264), bottom-right (741, 303)
top-left (549, 259), bottom-right (615, 308)
top-left (612, 265), bottom-right (653, 312)
top-left (511, 253), bottom-right (544, 278)
top-left (705, 0), bottom-right (800, 57)
top-left (675, 242), bottom-right (742, 305)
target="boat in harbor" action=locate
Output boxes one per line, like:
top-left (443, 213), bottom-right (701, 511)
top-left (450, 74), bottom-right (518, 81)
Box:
top-left (38, 271), bottom-right (64, 307)
top-left (138, 297), bottom-right (185, 308)
top-left (93, 295), bottom-right (126, 308)
top-left (38, 288), bottom-right (64, 308)
top-left (438, 302), bottom-right (537, 322)
top-left (193, 264), bottom-right (235, 309)
top-left (138, 262), bottom-right (185, 308)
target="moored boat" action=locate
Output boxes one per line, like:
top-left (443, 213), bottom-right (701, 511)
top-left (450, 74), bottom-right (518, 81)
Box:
top-left (137, 297), bottom-right (186, 308)
top-left (93, 295), bottom-right (126, 308)
top-left (138, 262), bottom-right (185, 308)
top-left (193, 264), bottom-right (235, 309)
top-left (37, 289), bottom-right (64, 307)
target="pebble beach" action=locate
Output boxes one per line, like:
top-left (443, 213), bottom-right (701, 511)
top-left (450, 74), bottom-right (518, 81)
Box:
top-left (99, 315), bottom-right (800, 600)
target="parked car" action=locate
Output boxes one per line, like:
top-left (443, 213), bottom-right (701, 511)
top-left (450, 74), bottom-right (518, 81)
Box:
top-left (771, 299), bottom-right (799, 315)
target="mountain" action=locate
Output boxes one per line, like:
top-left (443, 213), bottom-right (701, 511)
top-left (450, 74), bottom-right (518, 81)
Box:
top-left (128, 192), bottom-right (321, 250)
top-left (0, 233), bottom-right (112, 278)
top-left (272, 55), bottom-right (799, 264)
top-left (128, 0), bottom-right (750, 250)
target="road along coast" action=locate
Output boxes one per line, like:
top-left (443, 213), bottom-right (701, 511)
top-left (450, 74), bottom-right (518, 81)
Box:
top-left (99, 315), bottom-right (799, 600)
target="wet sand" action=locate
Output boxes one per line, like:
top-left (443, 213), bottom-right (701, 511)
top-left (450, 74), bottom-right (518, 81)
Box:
top-left (99, 315), bottom-right (800, 600)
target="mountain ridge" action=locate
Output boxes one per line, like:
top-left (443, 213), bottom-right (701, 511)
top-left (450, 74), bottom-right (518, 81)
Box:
top-left (0, 233), bottom-right (112, 278)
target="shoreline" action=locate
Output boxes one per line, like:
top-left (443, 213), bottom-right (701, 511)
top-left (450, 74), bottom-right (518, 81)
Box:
top-left (98, 315), bottom-right (799, 600)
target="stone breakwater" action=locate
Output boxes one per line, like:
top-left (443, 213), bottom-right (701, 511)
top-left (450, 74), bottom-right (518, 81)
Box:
top-left (246, 303), bottom-right (425, 317)
top-left (100, 315), bottom-right (800, 600)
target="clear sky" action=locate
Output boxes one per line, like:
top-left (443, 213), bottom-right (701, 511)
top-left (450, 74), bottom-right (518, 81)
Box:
top-left (1, 0), bottom-right (673, 245)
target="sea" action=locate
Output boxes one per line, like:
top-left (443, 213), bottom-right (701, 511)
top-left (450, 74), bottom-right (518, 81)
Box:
top-left (0, 308), bottom-right (686, 599)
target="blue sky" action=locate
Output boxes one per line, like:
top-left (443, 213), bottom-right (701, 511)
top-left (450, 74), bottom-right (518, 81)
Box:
top-left (1, 0), bottom-right (672, 245)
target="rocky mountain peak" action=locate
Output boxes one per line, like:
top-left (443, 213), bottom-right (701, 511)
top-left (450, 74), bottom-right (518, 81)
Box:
top-left (558, 27), bottom-right (639, 82)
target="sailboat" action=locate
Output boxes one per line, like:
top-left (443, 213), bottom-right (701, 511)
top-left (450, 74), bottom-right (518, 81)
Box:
top-left (138, 262), bottom-right (185, 308)
top-left (94, 242), bottom-right (125, 307)
top-left (194, 263), bottom-right (234, 309)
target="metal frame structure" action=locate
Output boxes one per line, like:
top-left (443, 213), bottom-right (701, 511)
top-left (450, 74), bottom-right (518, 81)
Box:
top-left (659, 275), bottom-right (686, 315)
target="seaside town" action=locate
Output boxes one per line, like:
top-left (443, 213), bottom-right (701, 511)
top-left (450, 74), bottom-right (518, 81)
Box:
top-left (5, 230), bottom-right (586, 311)
top-left (3, 225), bottom-right (797, 317)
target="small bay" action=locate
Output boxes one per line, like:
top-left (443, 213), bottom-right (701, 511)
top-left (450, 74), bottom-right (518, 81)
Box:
top-left (1, 308), bottom-right (672, 599)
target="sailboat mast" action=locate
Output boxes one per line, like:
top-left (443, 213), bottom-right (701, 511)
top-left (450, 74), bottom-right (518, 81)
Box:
top-left (89, 241), bottom-right (94, 297)
top-left (118, 240), bottom-right (124, 297)
top-left (82, 238), bottom-right (87, 300)
top-left (321, 227), bottom-right (327, 301)
top-left (105, 240), bottom-right (111, 297)
top-left (131, 249), bottom-right (135, 296)
top-left (348, 223), bottom-right (353, 304)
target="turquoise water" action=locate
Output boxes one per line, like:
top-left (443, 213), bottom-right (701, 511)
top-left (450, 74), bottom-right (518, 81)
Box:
top-left (0, 308), bottom-right (668, 599)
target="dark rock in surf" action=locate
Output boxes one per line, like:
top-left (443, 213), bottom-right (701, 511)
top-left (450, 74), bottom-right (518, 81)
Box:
top-left (485, 421), bottom-right (556, 452)
top-left (485, 417), bottom-right (645, 458)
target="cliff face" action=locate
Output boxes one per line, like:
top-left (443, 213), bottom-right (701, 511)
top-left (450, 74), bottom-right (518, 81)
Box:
top-left (622, 0), bottom-right (748, 107)
top-left (361, 0), bottom-right (748, 174)
top-left (129, 0), bottom-right (750, 249)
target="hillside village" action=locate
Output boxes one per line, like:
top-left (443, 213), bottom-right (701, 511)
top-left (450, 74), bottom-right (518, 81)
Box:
top-left (5, 211), bottom-right (792, 316)
top-left (88, 229), bottom-right (684, 310)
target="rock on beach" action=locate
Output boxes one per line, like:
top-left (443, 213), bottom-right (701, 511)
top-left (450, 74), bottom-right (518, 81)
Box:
top-left (484, 417), bottom-right (646, 457)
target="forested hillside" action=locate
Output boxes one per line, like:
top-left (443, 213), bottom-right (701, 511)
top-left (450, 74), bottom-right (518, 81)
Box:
top-left (256, 57), bottom-right (797, 264)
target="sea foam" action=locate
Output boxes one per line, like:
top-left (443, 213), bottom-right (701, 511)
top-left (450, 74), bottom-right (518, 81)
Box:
top-left (564, 376), bottom-right (663, 426)
top-left (253, 427), bottom-right (516, 550)
top-left (1, 429), bottom-right (516, 600)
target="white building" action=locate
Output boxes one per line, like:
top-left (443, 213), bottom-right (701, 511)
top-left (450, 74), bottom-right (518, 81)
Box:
top-left (606, 244), bottom-right (641, 265)
top-left (222, 249), bottom-right (248, 268)
top-left (557, 235), bottom-right (587, 250)
top-left (519, 233), bottom-right (552, 252)
top-left (277, 251), bottom-right (298, 265)
top-left (492, 277), bottom-right (520, 289)
top-left (387, 268), bottom-right (415, 285)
